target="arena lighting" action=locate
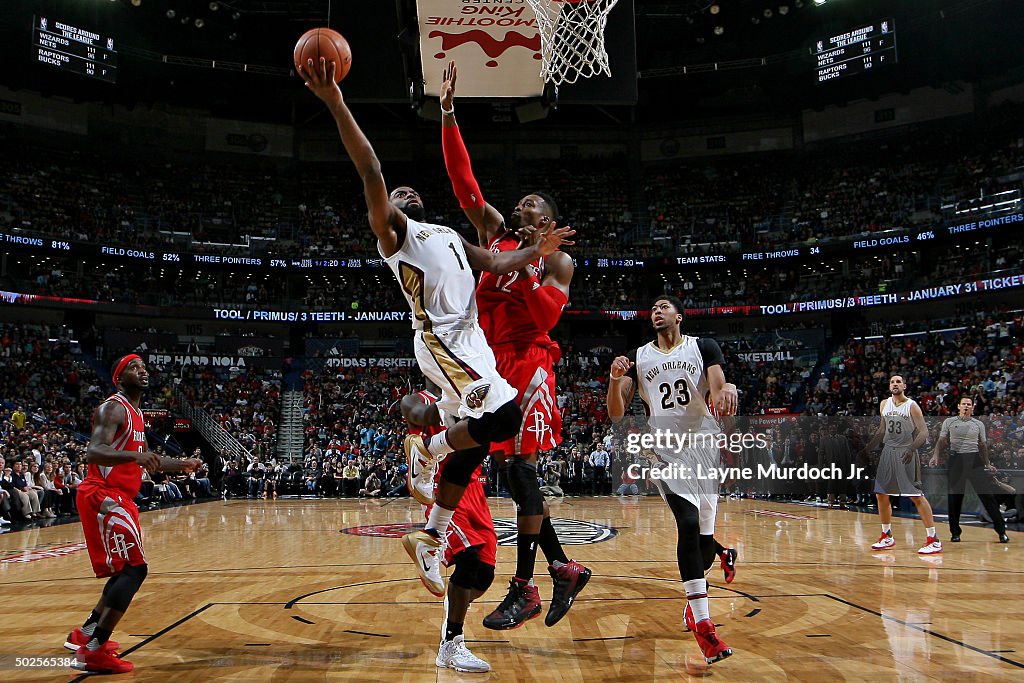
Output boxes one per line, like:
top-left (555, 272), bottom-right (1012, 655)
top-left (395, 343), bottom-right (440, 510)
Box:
top-left (779, 5), bottom-right (789, 14)
top-left (710, 4), bottom-right (720, 14)
top-left (195, 18), bottom-right (205, 27)
top-left (814, 0), bottom-right (827, 5)
top-left (714, 25), bottom-right (725, 35)
top-left (166, 9), bottom-right (176, 18)
top-left (764, 8), bottom-right (773, 17)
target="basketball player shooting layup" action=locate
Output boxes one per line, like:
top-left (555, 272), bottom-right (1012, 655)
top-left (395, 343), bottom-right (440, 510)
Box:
top-left (68, 355), bottom-right (202, 675)
top-left (860, 375), bottom-right (942, 555)
top-left (403, 387), bottom-right (496, 674)
top-left (298, 57), bottom-right (574, 596)
top-left (606, 296), bottom-right (737, 665)
top-left (408, 61), bottom-right (590, 631)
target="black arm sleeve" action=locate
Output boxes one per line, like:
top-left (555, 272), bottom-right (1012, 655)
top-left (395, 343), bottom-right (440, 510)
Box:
top-left (697, 338), bottom-right (725, 370)
top-left (624, 348), bottom-right (639, 382)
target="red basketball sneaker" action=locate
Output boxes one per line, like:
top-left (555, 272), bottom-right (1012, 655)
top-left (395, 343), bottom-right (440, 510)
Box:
top-left (483, 579), bottom-right (541, 630)
top-left (684, 603), bottom-right (696, 632)
top-left (545, 560), bottom-right (592, 627)
top-left (72, 645), bottom-right (134, 675)
top-left (719, 548), bottom-right (738, 584)
top-left (64, 627), bottom-right (119, 652)
top-left (693, 619), bottom-right (733, 665)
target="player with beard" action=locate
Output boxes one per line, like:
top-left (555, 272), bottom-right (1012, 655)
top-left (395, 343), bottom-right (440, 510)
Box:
top-left (860, 375), bottom-right (942, 554)
top-left (421, 62), bottom-right (590, 630)
top-left (299, 57), bottom-right (574, 597)
top-left (606, 296), bottom-right (738, 665)
top-left (67, 355), bottom-right (202, 674)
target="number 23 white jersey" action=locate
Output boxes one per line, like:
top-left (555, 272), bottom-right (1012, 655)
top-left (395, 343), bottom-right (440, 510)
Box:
top-left (627, 335), bottom-right (724, 435)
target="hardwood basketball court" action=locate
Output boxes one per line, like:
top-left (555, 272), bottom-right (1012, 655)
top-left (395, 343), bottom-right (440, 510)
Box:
top-left (1, 497), bottom-right (1020, 681)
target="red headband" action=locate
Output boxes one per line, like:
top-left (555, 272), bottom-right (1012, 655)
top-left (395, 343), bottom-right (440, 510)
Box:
top-left (112, 354), bottom-right (143, 385)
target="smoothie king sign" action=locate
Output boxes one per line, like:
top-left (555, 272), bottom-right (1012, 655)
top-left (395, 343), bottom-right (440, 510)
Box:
top-left (417, 0), bottom-right (545, 98)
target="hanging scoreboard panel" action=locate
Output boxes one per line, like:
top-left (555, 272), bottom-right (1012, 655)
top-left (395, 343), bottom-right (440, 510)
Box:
top-left (814, 19), bottom-right (896, 83)
top-left (32, 16), bottom-right (118, 83)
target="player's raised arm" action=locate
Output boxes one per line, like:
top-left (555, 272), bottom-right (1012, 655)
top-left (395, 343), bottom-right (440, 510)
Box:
top-left (439, 62), bottom-right (505, 246)
top-left (299, 57), bottom-right (402, 256)
top-left (461, 223), bottom-right (575, 274)
top-left (86, 402), bottom-right (160, 473)
top-left (607, 355), bottom-right (636, 422)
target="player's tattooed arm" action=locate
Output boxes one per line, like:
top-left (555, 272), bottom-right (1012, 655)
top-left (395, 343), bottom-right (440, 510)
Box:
top-left (86, 402), bottom-right (160, 472)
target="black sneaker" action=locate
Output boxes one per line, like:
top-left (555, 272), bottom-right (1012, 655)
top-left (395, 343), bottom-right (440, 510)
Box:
top-left (483, 579), bottom-right (541, 630)
top-left (545, 560), bottom-right (592, 627)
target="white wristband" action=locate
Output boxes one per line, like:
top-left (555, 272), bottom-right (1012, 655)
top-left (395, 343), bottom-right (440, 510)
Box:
top-left (609, 374), bottom-right (626, 382)
top-left (441, 104), bottom-right (454, 115)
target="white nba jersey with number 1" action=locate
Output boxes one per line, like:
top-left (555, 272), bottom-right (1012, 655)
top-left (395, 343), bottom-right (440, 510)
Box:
top-left (632, 336), bottom-right (720, 436)
top-left (380, 218), bottom-right (478, 331)
top-left (881, 396), bottom-right (917, 448)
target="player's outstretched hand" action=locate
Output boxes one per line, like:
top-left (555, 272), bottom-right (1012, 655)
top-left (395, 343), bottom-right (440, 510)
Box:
top-left (901, 449), bottom-right (915, 464)
top-left (298, 57), bottom-right (343, 107)
top-left (134, 451), bottom-right (161, 474)
top-left (183, 458), bottom-right (204, 473)
top-left (716, 383), bottom-right (739, 416)
top-left (533, 221), bottom-right (575, 256)
top-left (440, 61), bottom-right (458, 112)
top-left (610, 355), bottom-right (634, 380)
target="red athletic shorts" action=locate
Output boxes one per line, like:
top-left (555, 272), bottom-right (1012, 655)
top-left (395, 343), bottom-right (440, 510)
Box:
top-left (77, 484), bottom-right (147, 578)
top-left (428, 469), bottom-right (496, 568)
top-left (491, 344), bottom-right (562, 456)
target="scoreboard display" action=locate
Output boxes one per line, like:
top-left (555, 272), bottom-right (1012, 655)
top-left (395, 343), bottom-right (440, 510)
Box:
top-left (814, 19), bottom-right (896, 83)
top-left (32, 16), bottom-right (117, 83)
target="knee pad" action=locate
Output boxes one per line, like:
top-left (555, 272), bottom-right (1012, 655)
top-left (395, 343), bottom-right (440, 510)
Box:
top-left (507, 457), bottom-right (544, 516)
top-left (439, 445), bottom-right (488, 488)
top-left (466, 400), bottom-right (522, 444)
top-left (106, 563), bottom-right (148, 612)
top-left (472, 562), bottom-right (495, 593)
top-left (450, 548), bottom-right (481, 591)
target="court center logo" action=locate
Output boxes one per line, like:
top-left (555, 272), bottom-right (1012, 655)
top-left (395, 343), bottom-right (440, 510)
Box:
top-left (341, 518), bottom-right (617, 545)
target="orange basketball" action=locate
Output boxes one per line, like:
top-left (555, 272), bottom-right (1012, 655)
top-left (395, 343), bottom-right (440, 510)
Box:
top-left (294, 28), bottom-right (352, 82)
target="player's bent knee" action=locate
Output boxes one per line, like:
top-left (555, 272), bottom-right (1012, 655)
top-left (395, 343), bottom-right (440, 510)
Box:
top-left (466, 401), bottom-right (522, 444)
top-left (507, 457), bottom-right (544, 516)
top-left (439, 445), bottom-right (489, 487)
top-left (473, 562), bottom-right (495, 593)
top-left (450, 548), bottom-right (482, 590)
top-left (106, 563), bottom-right (148, 612)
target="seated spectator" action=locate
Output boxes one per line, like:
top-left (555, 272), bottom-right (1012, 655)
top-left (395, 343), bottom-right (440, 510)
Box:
top-left (342, 460), bottom-right (360, 497)
top-left (359, 471), bottom-right (382, 498)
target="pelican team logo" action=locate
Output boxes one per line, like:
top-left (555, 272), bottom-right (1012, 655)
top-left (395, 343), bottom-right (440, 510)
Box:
top-left (341, 518), bottom-right (617, 546)
top-left (465, 384), bottom-right (491, 410)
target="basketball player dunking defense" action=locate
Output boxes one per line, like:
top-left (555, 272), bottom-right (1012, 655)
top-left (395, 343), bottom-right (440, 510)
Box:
top-left (606, 296), bottom-right (737, 665)
top-left (403, 388), bottom-right (496, 673)
top-left (860, 375), bottom-right (942, 554)
top-left (416, 61), bottom-right (590, 630)
top-left (299, 57), bottom-right (574, 596)
top-left (67, 355), bottom-right (202, 674)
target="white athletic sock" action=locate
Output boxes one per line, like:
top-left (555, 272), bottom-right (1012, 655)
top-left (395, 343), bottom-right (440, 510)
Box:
top-left (683, 578), bottom-right (710, 623)
top-left (926, 527), bottom-right (936, 539)
top-left (426, 432), bottom-right (455, 459)
top-left (427, 504), bottom-right (455, 537)
top-left (882, 524), bottom-right (892, 535)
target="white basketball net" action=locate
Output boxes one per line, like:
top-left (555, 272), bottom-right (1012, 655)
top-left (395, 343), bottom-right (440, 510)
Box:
top-left (525, 0), bottom-right (619, 86)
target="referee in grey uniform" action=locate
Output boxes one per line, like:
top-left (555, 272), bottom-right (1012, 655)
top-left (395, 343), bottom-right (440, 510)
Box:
top-left (930, 396), bottom-right (1009, 543)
